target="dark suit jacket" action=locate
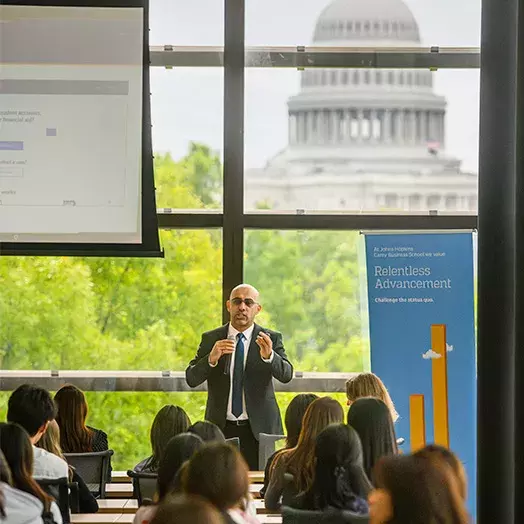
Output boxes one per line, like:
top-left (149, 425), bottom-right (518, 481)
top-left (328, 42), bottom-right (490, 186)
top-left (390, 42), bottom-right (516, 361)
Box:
top-left (185, 323), bottom-right (293, 439)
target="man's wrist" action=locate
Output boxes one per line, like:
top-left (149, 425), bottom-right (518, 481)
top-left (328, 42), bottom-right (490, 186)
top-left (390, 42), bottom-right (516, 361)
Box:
top-left (208, 355), bottom-right (218, 367)
top-left (262, 350), bottom-right (274, 363)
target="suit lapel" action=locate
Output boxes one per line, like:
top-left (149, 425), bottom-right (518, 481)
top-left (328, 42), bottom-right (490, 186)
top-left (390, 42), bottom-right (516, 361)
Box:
top-left (245, 324), bottom-right (262, 373)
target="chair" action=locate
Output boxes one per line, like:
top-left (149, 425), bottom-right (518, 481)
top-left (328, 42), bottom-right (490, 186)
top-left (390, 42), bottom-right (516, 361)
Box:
top-left (36, 477), bottom-right (79, 524)
top-left (127, 470), bottom-right (158, 505)
top-left (64, 450), bottom-right (114, 498)
top-left (258, 433), bottom-right (286, 470)
top-left (226, 437), bottom-right (240, 449)
top-left (282, 506), bottom-right (370, 524)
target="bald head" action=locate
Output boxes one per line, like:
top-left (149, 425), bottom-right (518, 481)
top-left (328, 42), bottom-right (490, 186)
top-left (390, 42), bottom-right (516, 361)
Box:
top-left (227, 284), bottom-right (262, 331)
top-left (229, 284), bottom-right (260, 301)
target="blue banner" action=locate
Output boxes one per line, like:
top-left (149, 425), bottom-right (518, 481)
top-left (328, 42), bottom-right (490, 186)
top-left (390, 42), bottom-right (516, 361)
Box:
top-left (364, 233), bottom-right (476, 513)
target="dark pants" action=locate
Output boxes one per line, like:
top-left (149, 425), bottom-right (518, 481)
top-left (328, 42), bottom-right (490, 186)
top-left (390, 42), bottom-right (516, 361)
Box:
top-left (224, 421), bottom-right (259, 470)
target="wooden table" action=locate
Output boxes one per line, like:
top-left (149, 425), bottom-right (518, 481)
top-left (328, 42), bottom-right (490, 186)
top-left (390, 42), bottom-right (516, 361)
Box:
top-left (112, 471), bottom-right (265, 484)
top-left (258, 516), bottom-right (282, 524)
top-left (97, 500), bottom-right (138, 514)
top-left (73, 514), bottom-right (281, 524)
top-left (105, 484), bottom-right (134, 498)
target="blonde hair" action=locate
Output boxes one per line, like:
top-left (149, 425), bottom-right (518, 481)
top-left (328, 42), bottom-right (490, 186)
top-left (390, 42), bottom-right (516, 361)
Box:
top-left (37, 420), bottom-right (73, 480)
top-left (345, 372), bottom-right (399, 422)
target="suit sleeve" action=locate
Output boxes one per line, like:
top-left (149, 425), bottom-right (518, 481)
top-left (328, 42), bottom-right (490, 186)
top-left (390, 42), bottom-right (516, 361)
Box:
top-left (185, 333), bottom-right (214, 388)
top-left (269, 332), bottom-right (293, 384)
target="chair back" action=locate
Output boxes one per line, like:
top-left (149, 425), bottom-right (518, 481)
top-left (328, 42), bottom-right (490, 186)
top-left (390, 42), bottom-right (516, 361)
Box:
top-left (64, 450), bottom-right (114, 498)
top-left (282, 506), bottom-right (369, 524)
top-left (127, 470), bottom-right (158, 505)
top-left (258, 433), bottom-right (286, 470)
top-left (36, 477), bottom-right (76, 524)
top-left (226, 437), bottom-right (240, 449)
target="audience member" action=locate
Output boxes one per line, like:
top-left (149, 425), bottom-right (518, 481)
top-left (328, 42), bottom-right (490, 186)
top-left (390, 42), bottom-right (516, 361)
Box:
top-left (260, 393), bottom-right (318, 498)
top-left (369, 454), bottom-right (469, 524)
top-left (7, 385), bottom-right (68, 479)
top-left (0, 423), bottom-right (63, 524)
top-left (347, 398), bottom-right (398, 481)
top-left (135, 405), bottom-right (191, 473)
top-left (187, 421), bottom-right (225, 443)
top-left (345, 373), bottom-right (399, 422)
top-left (184, 443), bottom-right (259, 524)
top-left (37, 420), bottom-right (98, 513)
top-left (414, 444), bottom-right (467, 502)
top-left (264, 396), bottom-right (344, 510)
top-left (133, 433), bottom-right (204, 524)
top-left (297, 424), bottom-right (371, 514)
top-left (54, 384), bottom-right (108, 453)
top-left (149, 494), bottom-right (225, 524)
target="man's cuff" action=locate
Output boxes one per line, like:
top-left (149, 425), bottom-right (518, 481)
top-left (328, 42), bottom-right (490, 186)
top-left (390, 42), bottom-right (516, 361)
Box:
top-left (208, 357), bottom-right (218, 367)
top-left (262, 351), bottom-right (274, 363)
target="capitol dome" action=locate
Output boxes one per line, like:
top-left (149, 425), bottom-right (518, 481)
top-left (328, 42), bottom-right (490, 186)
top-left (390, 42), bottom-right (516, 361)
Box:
top-left (313, 0), bottom-right (420, 43)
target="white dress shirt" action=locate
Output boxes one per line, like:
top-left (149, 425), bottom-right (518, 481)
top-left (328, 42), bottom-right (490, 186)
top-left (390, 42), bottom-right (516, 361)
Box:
top-left (32, 445), bottom-right (69, 480)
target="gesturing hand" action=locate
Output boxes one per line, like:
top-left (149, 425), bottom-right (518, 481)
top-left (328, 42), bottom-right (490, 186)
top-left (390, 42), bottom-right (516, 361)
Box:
top-left (256, 331), bottom-right (273, 360)
top-left (208, 338), bottom-right (235, 366)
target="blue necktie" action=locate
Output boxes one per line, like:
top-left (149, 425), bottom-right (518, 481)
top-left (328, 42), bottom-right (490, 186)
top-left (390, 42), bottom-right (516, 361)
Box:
top-left (232, 333), bottom-right (245, 418)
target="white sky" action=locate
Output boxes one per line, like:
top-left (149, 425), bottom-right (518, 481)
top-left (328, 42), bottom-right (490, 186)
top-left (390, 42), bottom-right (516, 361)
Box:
top-left (149, 0), bottom-right (481, 172)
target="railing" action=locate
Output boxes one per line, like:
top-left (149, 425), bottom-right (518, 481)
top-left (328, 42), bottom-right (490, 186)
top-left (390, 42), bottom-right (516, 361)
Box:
top-left (0, 371), bottom-right (354, 393)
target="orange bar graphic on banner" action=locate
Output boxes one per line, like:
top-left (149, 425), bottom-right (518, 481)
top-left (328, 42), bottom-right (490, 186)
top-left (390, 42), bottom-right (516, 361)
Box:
top-left (431, 324), bottom-right (449, 447)
top-left (409, 394), bottom-right (426, 452)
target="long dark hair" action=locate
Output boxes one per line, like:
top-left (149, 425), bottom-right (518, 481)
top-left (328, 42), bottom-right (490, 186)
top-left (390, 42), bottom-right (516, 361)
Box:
top-left (0, 451), bottom-right (11, 518)
top-left (303, 424), bottom-right (372, 512)
top-left (157, 433), bottom-right (204, 501)
top-left (149, 406), bottom-right (191, 471)
top-left (284, 394), bottom-right (318, 449)
top-left (54, 384), bottom-right (93, 453)
top-left (373, 454), bottom-right (469, 524)
top-left (0, 423), bottom-right (54, 512)
top-left (347, 397), bottom-right (398, 481)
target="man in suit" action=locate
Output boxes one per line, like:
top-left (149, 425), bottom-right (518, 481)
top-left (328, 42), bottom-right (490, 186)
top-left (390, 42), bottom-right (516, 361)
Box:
top-left (186, 284), bottom-right (293, 470)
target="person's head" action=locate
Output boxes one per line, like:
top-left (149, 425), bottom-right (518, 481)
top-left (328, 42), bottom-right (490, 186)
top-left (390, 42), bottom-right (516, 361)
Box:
top-left (187, 421), bottom-right (225, 443)
top-left (150, 494), bottom-right (225, 524)
top-left (284, 394), bottom-right (319, 449)
top-left (279, 396), bottom-right (345, 492)
top-left (347, 398), bottom-right (398, 481)
top-left (307, 424), bottom-right (372, 511)
top-left (369, 454), bottom-right (469, 524)
top-left (346, 373), bottom-right (399, 422)
top-left (226, 284), bottom-right (262, 331)
top-left (150, 405), bottom-right (192, 470)
top-left (414, 445), bottom-right (467, 502)
top-left (37, 419), bottom-right (65, 460)
top-left (184, 443), bottom-right (249, 512)
top-left (7, 385), bottom-right (57, 443)
top-left (0, 423), bottom-right (53, 511)
top-left (157, 433), bottom-right (204, 501)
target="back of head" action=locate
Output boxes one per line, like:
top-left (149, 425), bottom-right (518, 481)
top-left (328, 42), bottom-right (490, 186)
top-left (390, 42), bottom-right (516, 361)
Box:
top-left (157, 433), bottom-right (204, 501)
top-left (184, 442), bottom-right (248, 512)
top-left (37, 420), bottom-right (65, 460)
top-left (7, 385), bottom-right (56, 438)
top-left (150, 405), bottom-right (191, 470)
top-left (54, 384), bottom-right (92, 453)
top-left (187, 421), bottom-right (225, 443)
top-left (347, 398), bottom-right (398, 481)
top-left (346, 373), bottom-right (398, 422)
top-left (414, 445), bottom-right (467, 502)
top-left (284, 394), bottom-right (319, 449)
top-left (150, 494), bottom-right (225, 524)
top-left (306, 424), bottom-right (372, 512)
top-left (373, 454), bottom-right (468, 524)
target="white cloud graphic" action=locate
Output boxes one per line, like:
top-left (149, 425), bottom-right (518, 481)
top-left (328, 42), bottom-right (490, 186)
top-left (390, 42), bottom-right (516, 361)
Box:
top-left (422, 349), bottom-right (442, 360)
top-left (446, 343), bottom-right (454, 352)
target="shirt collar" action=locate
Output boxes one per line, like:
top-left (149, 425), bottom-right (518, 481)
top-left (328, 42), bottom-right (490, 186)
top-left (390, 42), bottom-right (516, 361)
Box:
top-left (228, 323), bottom-right (255, 341)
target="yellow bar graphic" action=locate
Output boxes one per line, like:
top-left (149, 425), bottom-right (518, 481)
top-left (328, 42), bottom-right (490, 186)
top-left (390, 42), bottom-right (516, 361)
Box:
top-left (409, 394), bottom-right (426, 452)
top-left (431, 324), bottom-right (449, 447)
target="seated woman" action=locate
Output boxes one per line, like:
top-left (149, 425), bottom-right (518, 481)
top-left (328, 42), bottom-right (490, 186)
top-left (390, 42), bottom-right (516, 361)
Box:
top-left (347, 398), bottom-right (398, 482)
top-left (133, 433), bottom-right (204, 524)
top-left (297, 424), bottom-right (372, 514)
top-left (187, 421), bottom-right (225, 443)
top-left (184, 443), bottom-right (258, 524)
top-left (0, 423), bottom-right (62, 524)
top-left (264, 397), bottom-right (344, 511)
top-left (150, 494), bottom-right (225, 524)
top-left (345, 373), bottom-right (399, 422)
top-left (135, 405), bottom-right (191, 473)
top-left (54, 384), bottom-right (109, 453)
top-left (37, 420), bottom-right (98, 513)
top-left (260, 393), bottom-right (318, 498)
top-left (369, 454), bottom-right (469, 524)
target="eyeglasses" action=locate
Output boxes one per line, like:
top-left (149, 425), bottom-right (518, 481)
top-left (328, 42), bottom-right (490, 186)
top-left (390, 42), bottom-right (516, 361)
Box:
top-left (231, 298), bottom-right (258, 307)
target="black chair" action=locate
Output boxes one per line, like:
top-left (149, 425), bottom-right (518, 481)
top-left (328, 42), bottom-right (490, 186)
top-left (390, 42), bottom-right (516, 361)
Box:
top-left (226, 437), bottom-right (240, 449)
top-left (282, 506), bottom-right (370, 524)
top-left (36, 477), bottom-right (79, 524)
top-left (258, 432), bottom-right (286, 470)
top-left (127, 470), bottom-right (158, 505)
top-left (64, 450), bottom-right (114, 498)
